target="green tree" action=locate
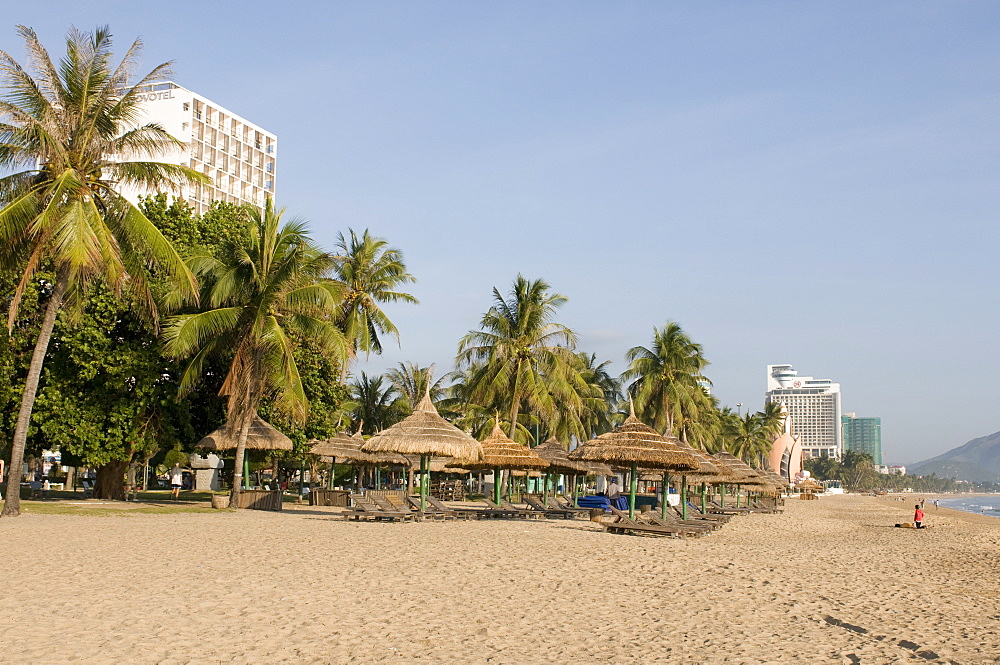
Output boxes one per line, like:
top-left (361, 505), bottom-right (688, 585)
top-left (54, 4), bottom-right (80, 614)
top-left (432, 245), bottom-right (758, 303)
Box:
top-left (621, 322), bottom-right (710, 437)
top-left (162, 199), bottom-right (347, 507)
top-left (0, 26), bottom-right (202, 516)
top-left (386, 362), bottom-right (445, 414)
top-left (342, 372), bottom-right (401, 435)
top-left (456, 275), bottom-right (582, 442)
top-left (332, 229), bottom-right (418, 378)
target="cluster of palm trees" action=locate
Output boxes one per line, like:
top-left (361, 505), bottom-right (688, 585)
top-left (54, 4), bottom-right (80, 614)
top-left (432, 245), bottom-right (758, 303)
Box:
top-left (0, 27), bottom-right (416, 514)
top-left (0, 26), bottom-right (783, 516)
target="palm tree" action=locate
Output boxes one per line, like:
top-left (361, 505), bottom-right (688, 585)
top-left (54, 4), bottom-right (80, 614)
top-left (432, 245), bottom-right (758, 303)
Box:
top-left (385, 361), bottom-right (445, 414)
top-left (456, 275), bottom-right (581, 441)
top-left (0, 26), bottom-right (202, 516)
top-left (332, 228), bottom-right (418, 378)
top-left (621, 322), bottom-right (709, 437)
top-left (343, 372), bottom-right (401, 435)
top-left (162, 199), bottom-right (347, 507)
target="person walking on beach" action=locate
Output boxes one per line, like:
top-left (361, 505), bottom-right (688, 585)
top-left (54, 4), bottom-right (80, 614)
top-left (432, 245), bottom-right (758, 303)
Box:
top-left (914, 504), bottom-right (925, 529)
top-left (169, 465), bottom-right (183, 501)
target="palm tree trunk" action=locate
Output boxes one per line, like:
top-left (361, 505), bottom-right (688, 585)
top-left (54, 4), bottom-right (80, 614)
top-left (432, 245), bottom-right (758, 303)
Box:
top-left (2, 272), bottom-right (68, 518)
top-left (228, 412), bottom-right (253, 508)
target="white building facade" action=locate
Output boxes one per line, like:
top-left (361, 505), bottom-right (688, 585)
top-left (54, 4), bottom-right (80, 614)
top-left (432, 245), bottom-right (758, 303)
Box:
top-left (125, 82), bottom-right (277, 215)
top-left (765, 364), bottom-right (843, 459)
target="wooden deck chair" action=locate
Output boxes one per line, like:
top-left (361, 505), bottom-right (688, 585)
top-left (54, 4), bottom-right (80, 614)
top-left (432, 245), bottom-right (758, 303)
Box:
top-left (343, 494), bottom-right (411, 522)
top-left (604, 507), bottom-right (688, 538)
top-left (405, 495), bottom-right (457, 520)
top-left (425, 496), bottom-right (477, 520)
top-left (524, 495), bottom-right (575, 519)
top-left (547, 495), bottom-right (591, 516)
top-left (369, 494), bottom-right (417, 521)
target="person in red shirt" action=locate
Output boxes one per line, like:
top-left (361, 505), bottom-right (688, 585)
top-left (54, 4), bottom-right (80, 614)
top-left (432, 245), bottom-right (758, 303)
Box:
top-left (914, 504), bottom-right (925, 528)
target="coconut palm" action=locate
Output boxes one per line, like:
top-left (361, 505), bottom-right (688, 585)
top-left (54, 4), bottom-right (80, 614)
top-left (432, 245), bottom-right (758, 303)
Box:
top-left (621, 322), bottom-right (710, 437)
top-left (332, 228), bottom-right (418, 377)
top-left (456, 275), bottom-right (582, 442)
top-left (385, 361), bottom-right (445, 413)
top-left (162, 199), bottom-right (347, 507)
top-left (0, 26), bottom-right (203, 516)
top-left (343, 372), bottom-right (401, 435)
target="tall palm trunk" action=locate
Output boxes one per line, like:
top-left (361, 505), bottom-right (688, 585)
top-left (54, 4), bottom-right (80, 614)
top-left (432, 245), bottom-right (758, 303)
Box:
top-left (2, 272), bottom-right (68, 517)
top-left (228, 411), bottom-right (253, 508)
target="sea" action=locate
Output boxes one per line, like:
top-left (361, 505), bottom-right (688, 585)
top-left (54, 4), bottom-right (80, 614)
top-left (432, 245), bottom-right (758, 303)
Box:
top-left (937, 495), bottom-right (1000, 518)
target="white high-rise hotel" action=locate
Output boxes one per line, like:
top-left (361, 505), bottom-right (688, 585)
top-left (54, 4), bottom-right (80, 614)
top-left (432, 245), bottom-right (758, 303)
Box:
top-left (765, 364), bottom-right (843, 459)
top-left (126, 82), bottom-right (276, 214)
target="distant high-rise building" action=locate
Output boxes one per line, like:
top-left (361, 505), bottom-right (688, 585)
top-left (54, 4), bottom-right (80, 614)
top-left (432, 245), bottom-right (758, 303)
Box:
top-left (765, 364), bottom-right (842, 459)
top-left (123, 82), bottom-right (277, 215)
top-left (842, 413), bottom-right (882, 464)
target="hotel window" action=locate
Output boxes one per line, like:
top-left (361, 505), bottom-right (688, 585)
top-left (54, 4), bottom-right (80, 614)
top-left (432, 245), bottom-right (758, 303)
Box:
top-left (182, 102), bottom-right (190, 112)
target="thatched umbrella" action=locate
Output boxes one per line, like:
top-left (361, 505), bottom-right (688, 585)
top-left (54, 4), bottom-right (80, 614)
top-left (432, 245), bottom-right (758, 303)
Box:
top-left (533, 437), bottom-right (589, 504)
top-left (459, 423), bottom-right (548, 504)
top-left (569, 405), bottom-right (699, 519)
top-left (361, 387), bottom-right (482, 510)
top-left (309, 431), bottom-right (371, 489)
top-left (712, 452), bottom-right (771, 507)
top-left (664, 438), bottom-right (727, 520)
top-left (197, 415), bottom-right (292, 490)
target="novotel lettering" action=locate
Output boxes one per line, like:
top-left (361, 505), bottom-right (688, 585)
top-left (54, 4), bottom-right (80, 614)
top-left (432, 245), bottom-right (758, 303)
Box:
top-left (135, 90), bottom-right (175, 102)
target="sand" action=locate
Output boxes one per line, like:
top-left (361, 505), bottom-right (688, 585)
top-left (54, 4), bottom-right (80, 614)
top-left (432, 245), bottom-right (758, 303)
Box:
top-left (0, 494), bottom-right (998, 664)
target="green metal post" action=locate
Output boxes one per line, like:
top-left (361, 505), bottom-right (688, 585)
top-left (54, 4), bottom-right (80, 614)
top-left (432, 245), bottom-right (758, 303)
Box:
top-left (629, 461), bottom-right (638, 520)
top-left (736, 484), bottom-right (741, 508)
top-left (720, 483), bottom-right (726, 508)
top-left (299, 457), bottom-right (306, 500)
top-left (328, 458), bottom-right (336, 490)
top-left (493, 468), bottom-right (501, 505)
top-left (681, 475), bottom-right (688, 520)
top-left (661, 473), bottom-right (669, 520)
top-left (420, 454), bottom-right (428, 512)
top-left (701, 483), bottom-right (707, 515)
top-left (243, 457), bottom-right (251, 490)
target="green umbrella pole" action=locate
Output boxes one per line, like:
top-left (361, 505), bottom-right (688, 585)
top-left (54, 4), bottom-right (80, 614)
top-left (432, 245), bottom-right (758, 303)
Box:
top-left (681, 475), bottom-right (688, 520)
top-left (701, 482), bottom-right (707, 515)
top-left (736, 484), bottom-right (741, 508)
top-left (493, 468), bottom-right (501, 505)
top-left (661, 473), bottom-right (669, 520)
top-left (543, 473), bottom-right (550, 503)
top-left (299, 457), bottom-right (306, 500)
top-left (629, 461), bottom-right (638, 520)
top-left (328, 458), bottom-right (336, 490)
top-left (720, 483), bottom-right (726, 508)
top-left (243, 457), bottom-right (251, 490)
top-left (420, 454), bottom-right (428, 512)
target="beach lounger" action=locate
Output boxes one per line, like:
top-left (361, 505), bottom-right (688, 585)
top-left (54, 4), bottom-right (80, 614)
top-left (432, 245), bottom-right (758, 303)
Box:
top-left (524, 495), bottom-right (575, 519)
top-left (547, 496), bottom-right (591, 517)
top-left (369, 494), bottom-right (417, 521)
top-left (705, 499), bottom-right (752, 515)
top-left (342, 494), bottom-right (412, 522)
top-left (680, 503), bottom-right (733, 524)
top-left (604, 507), bottom-right (689, 538)
top-left (425, 496), bottom-right (476, 520)
top-left (641, 510), bottom-right (718, 533)
top-left (498, 498), bottom-right (546, 519)
top-left (405, 495), bottom-right (457, 520)
top-left (477, 498), bottom-right (528, 519)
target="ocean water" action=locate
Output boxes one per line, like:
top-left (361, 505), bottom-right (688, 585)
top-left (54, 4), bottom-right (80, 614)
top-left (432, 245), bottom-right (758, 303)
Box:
top-left (937, 496), bottom-right (1000, 518)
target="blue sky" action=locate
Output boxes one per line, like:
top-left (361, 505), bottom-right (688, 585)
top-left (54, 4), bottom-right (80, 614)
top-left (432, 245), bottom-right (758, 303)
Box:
top-left (5, 2), bottom-right (999, 463)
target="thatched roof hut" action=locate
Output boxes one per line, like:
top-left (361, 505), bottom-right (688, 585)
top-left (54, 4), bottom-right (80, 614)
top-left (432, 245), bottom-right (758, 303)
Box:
top-left (568, 410), bottom-right (699, 473)
top-left (712, 452), bottom-right (771, 486)
top-left (533, 437), bottom-right (589, 475)
top-left (196, 416), bottom-right (293, 452)
top-left (361, 392), bottom-right (482, 462)
top-left (465, 424), bottom-right (549, 471)
top-left (309, 432), bottom-right (372, 463)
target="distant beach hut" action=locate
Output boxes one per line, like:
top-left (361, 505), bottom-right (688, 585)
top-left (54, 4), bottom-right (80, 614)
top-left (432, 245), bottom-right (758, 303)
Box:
top-left (197, 415), bottom-right (292, 490)
top-left (712, 452), bottom-right (771, 507)
top-left (361, 384), bottom-right (482, 511)
top-left (533, 437), bottom-right (589, 503)
top-left (458, 423), bottom-right (549, 504)
top-left (569, 403), bottom-right (699, 519)
top-left (309, 430), bottom-right (372, 490)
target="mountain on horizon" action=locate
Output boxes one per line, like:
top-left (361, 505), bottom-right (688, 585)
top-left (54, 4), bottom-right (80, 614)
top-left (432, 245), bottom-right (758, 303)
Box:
top-left (909, 430), bottom-right (1000, 483)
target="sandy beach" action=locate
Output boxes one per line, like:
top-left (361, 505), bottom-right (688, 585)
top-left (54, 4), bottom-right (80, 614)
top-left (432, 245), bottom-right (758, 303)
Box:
top-left (1, 494), bottom-right (998, 664)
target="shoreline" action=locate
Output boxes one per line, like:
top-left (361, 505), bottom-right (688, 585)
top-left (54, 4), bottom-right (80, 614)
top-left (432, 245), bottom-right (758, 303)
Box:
top-left (1, 494), bottom-right (998, 664)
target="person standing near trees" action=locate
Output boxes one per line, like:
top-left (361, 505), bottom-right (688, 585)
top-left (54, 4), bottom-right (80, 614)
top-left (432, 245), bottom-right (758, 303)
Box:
top-left (169, 465), bottom-right (183, 501)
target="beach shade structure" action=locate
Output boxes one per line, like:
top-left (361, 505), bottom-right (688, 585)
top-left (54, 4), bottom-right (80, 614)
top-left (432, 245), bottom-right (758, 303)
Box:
top-left (197, 415), bottom-right (293, 490)
top-left (663, 437), bottom-right (725, 520)
top-left (569, 404), bottom-right (699, 519)
top-left (309, 431), bottom-right (372, 489)
top-left (361, 386), bottom-right (482, 511)
top-left (712, 452), bottom-right (771, 507)
top-left (459, 423), bottom-right (549, 504)
top-left (533, 437), bottom-right (589, 503)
